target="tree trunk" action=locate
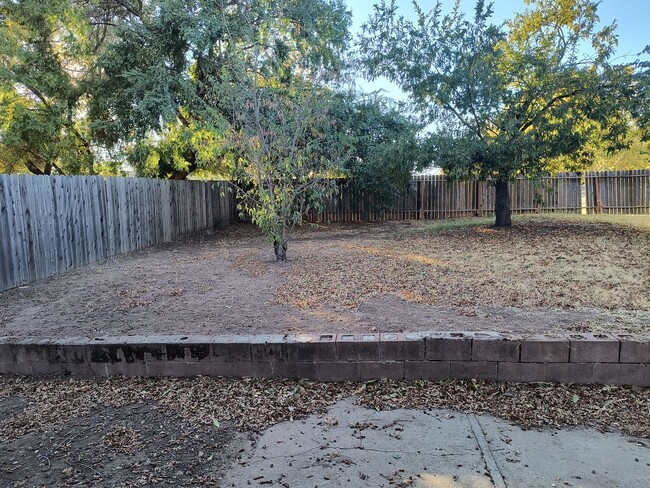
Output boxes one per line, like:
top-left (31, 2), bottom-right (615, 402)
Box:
top-left (494, 178), bottom-right (512, 227)
top-left (170, 170), bottom-right (189, 180)
top-left (273, 224), bottom-right (288, 261)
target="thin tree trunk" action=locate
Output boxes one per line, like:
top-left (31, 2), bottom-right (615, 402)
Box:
top-left (494, 178), bottom-right (512, 227)
top-left (274, 224), bottom-right (287, 261)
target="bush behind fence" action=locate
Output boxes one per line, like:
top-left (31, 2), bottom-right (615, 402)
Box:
top-left (0, 175), bottom-right (234, 292)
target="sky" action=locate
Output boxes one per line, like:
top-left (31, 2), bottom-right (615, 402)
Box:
top-left (347, 0), bottom-right (649, 100)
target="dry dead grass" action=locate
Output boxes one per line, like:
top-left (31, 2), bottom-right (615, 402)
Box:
top-left (278, 214), bottom-right (650, 311)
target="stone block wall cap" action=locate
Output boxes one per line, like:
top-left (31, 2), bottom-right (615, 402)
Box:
top-left (336, 334), bottom-right (379, 342)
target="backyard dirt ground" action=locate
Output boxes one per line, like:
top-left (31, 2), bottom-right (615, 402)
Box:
top-left (0, 214), bottom-right (649, 338)
top-left (0, 376), bottom-right (648, 487)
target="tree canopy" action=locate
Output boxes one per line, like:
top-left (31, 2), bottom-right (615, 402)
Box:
top-left (89, 0), bottom-right (351, 179)
top-left (359, 0), bottom-right (648, 226)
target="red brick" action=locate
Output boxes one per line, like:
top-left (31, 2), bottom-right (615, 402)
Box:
top-left (546, 363), bottom-right (594, 384)
top-left (122, 344), bottom-right (166, 363)
top-left (28, 362), bottom-right (73, 375)
top-left (35, 338), bottom-right (90, 364)
top-left (0, 362), bottom-right (33, 375)
top-left (472, 335), bottom-right (521, 362)
top-left (251, 338), bottom-right (289, 362)
top-left (8, 339), bottom-right (45, 363)
top-left (358, 361), bottom-right (404, 380)
top-left (212, 340), bottom-right (251, 362)
top-left (166, 343), bottom-right (211, 362)
top-left (380, 333), bottom-right (424, 360)
top-left (426, 334), bottom-right (471, 361)
top-left (617, 336), bottom-right (650, 364)
top-left (336, 334), bottom-right (380, 361)
top-left (498, 362), bottom-right (546, 382)
top-left (569, 334), bottom-right (619, 363)
top-left (404, 361), bottom-right (450, 381)
top-left (89, 344), bottom-right (123, 363)
top-left (60, 363), bottom-right (95, 378)
top-left (288, 342), bottom-right (337, 362)
top-left (104, 361), bottom-right (145, 377)
top-left (450, 361), bottom-right (497, 380)
top-left (520, 336), bottom-right (570, 363)
top-left (593, 363), bottom-right (647, 386)
top-left (315, 362), bottom-right (359, 382)
top-left (283, 334), bottom-right (337, 362)
top-left (0, 342), bottom-right (11, 361)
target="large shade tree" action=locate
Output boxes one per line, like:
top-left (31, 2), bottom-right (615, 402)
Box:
top-left (90, 0), bottom-right (351, 180)
top-left (359, 0), bottom-right (646, 226)
top-left (0, 0), bottom-right (140, 175)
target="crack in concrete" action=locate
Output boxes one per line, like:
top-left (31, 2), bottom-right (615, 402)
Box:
top-left (469, 415), bottom-right (507, 488)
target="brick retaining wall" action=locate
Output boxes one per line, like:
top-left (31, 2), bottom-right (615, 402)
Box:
top-left (0, 332), bottom-right (648, 385)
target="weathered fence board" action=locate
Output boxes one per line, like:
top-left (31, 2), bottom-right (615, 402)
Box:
top-left (0, 176), bottom-right (234, 292)
top-left (585, 170), bottom-right (650, 214)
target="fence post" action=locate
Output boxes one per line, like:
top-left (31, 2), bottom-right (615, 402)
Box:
top-left (594, 175), bottom-right (602, 214)
top-left (419, 179), bottom-right (424, 220)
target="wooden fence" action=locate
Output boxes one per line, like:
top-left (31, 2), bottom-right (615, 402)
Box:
top-left (1, 170), bottom-right (648, 291)
top-left (0, 175), bottom-right (234, 292)
top-left (308, 171), bottom-right (650, 223)
top-left (584, 170), bottom-right (650, 214)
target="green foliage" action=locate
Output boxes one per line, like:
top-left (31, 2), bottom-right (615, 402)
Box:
top-left (89, 0), bottom-right (351, 179)
top-left (227, 80), bottom-right (349, 260)
top-left (335, 94), bottom-right (429, 216)
top-left (359, 0), bottom-right (646, 225)
top-left (126, 119), bottom-right (232, 179)
top-left (0, 0), bottom-right (98, 174)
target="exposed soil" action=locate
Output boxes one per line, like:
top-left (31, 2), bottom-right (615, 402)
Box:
top-left (0, 396), bottom-right (248, 487)
top-left (0, 376), bottom-right (648, 487)
top-left (0, 215), bottom-right (649, 338)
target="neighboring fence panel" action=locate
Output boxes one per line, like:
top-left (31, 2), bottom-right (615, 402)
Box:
top-left (0, 175), bottom-right (234, 292)
top-left (585, 169), bottom-right (650, 214)
top-left (307, 173), bottom-right (586, 223)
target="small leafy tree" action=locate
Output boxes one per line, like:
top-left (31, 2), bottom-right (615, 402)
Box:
top-left (228, 84), bottom-right (346, 260)
top-left (359, 0), bottom-right (645, 226)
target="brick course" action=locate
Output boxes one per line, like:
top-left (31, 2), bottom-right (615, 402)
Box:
top-left (0, 332), bottom-right (647, 386)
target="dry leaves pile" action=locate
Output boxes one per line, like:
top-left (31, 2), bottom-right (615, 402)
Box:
top-left (277, 218), bottom-right (650, 312)
top-left (1, 376), bottom-right (648, 441)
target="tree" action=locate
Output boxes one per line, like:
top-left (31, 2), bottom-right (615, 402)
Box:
top-left (359, 0), bottom-right (644, 226)
top-left (90, 0), bottom-right (351, 180)
top-left (228, 84), bottom-right (347, 261)
top-left (0, 0), bottom-right (133, 175)
top-left (212, 2), bottom-right (351, 260)
top-left (336, 94), bottom-right (428, 218)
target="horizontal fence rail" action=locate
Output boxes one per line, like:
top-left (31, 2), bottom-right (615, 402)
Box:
top-left (305, 171), bottom-right (650, 223)
top-left (0, 175), bottom-right (234, 292)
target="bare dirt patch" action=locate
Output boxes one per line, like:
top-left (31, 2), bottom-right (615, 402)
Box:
top-left (0, 376), bottom-right (648, 487)
top-left (0, 215), bottom-right (648, 337)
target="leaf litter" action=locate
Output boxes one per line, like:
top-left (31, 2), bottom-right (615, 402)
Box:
top-left (278, 218), bottom-right (650, 317)
top-left (1, 376), bottom-right (648, 441)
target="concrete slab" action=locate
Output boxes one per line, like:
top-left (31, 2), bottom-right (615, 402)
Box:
top-left (221, 399), bottom-right (650, 488)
